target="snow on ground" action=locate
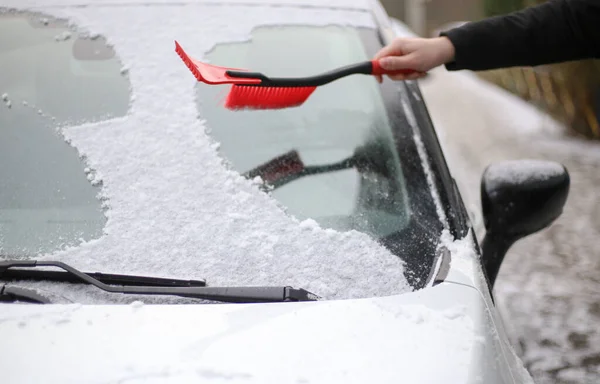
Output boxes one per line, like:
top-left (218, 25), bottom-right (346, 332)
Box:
top-left (420, 66), bottom-right (600, 384)
top-left (1, 2), bottom-right (416, 303)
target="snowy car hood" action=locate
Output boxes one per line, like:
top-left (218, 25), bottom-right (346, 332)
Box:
top-left (1, 283), bottom-right (517, 384)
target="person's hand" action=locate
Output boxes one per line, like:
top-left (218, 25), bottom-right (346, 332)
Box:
top-left (373, 36), bottom-right (456, 82)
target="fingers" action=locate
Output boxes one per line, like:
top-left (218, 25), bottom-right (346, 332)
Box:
top-left (373, 40), bottom-right (404, 60)
top-left (379, 53), bottom-right (417, 72)
top-left (386, 71), bottom-right (427, 81)
top-left (373, 38), bottom-right (426, 83)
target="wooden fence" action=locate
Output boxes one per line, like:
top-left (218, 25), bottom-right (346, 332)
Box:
top-left (478, 61), bottom-right (600, 139)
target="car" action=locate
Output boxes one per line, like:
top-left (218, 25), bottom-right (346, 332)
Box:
top-left (0, 0), bottom-right (569, 383)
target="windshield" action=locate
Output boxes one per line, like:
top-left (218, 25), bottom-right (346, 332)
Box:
top-left (196, 25), bottom-right (444, 287)
top-left (0, 10), bottom-right (443, 293)
top-left (0, 10), bottom-right (129, 256)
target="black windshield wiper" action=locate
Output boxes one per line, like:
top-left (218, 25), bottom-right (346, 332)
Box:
top-left (0, 263), bottom-right (207, 288)
top-left (0, 260), bottom-right (321, 304)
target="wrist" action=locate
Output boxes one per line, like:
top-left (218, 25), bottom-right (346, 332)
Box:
top-left (436, 36), bottom-right (456, 64)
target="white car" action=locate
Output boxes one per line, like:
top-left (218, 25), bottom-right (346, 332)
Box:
top-left (0, 1), bottom-right (569, 383)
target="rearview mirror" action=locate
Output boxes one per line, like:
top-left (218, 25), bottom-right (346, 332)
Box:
top-left (480, 159), bottom-right (569, 287)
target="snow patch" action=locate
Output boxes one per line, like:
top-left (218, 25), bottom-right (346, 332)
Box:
top-left (556, 367), bottom-right (589, 383)
top-left (441, 229), bottom-right (476, 260)
top-left (443, 305), bottom-right (467, 320)
top-left (485, 159), bottom-right (565, 185)
top-left (298, 218), bottom-right (320, 231)
top-left (2, 93), bottom-right (12, 108)
top-left (54, 30), bottom-right (72, 41)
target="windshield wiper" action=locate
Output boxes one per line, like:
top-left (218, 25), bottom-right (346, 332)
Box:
top-left (0, 260), bottom-right (321, 304)
top-left (0, 263), bottom-right (207, 287)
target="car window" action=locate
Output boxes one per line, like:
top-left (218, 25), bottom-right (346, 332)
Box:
top-left (197, 26), bottom-right (410, 238)
top-left (196, 25), bottom-right (444, 288)
top-left (0, 10), bottom-right (130, 256)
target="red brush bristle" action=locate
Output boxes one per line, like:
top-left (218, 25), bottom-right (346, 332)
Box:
top-left (224, 85), bottom-right (317, 110)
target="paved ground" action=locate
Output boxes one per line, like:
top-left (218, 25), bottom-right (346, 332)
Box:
top-left (419, 68), bottom-right (600, 384)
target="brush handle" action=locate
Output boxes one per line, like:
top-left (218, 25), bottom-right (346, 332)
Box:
top-left (226, 60), bottom-right (417, 87)
top-left (370, 60), bottom-right (416, 76)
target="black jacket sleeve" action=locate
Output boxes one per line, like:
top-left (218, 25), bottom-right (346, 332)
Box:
top-left (440, 0), bottom-right (600, 71)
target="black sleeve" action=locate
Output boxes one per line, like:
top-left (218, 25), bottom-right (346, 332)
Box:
top-left (439, 0), bottom-right (600, 71)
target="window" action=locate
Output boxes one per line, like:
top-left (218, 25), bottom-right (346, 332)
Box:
top-left (0, 10), bottom-right (130, 256)
top-left (196, 25), bottom-right (443, 288)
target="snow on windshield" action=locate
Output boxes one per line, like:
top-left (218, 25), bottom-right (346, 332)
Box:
top-left (2, 2), bottom-right (418, 303)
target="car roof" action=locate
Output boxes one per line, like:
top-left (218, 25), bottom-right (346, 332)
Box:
top-left (5, 0), bottom-right (374, 11)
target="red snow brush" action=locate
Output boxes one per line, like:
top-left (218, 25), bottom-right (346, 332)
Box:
top-left (175, 40), bottom-right (418, 110)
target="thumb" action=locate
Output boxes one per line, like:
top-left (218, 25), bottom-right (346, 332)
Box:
top-left (373, 43), bottom-right (403, 60)
top-left (379, 54), bottom-right (417, 71)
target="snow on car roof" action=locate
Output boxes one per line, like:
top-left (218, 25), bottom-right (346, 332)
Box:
top-left (2, 1), bottom-right (414, 303)
top-left (5, 0), bottom-right (373, 11)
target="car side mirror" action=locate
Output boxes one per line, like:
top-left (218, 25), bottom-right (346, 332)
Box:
top-left (480, 159), bottom-right (569, 287)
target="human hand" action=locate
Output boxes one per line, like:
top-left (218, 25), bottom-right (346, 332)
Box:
top-left (373, 36), bottom-right (456, 82)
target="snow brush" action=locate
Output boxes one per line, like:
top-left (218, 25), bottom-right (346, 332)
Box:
top-left (175, 40), bottom-right (417, 110)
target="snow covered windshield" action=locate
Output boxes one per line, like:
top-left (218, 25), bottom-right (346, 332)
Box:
top-left (196, 25), bottom-right (444, 287)
top-left (0, 4), bottom-right (444, 302)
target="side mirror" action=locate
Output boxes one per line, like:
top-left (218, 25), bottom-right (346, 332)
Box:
top-left (480, 159), bottom-right (569, 287)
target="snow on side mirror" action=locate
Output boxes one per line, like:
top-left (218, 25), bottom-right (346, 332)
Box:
top-left (480, 159), bottom-right (569, 287)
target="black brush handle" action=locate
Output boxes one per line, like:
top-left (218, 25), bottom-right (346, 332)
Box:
top-left (226, 60), bottom-right (416, 87)
top-left (226, 61), bottom-right (372, 87)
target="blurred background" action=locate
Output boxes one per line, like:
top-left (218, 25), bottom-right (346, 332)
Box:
top-left (382, 0), bottom-right (600, 139)
top-left (380, 1), bottom-right (600, 384)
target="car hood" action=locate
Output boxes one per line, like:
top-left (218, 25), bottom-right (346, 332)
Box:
top-left (1, 282), bottom-right (516, 384)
